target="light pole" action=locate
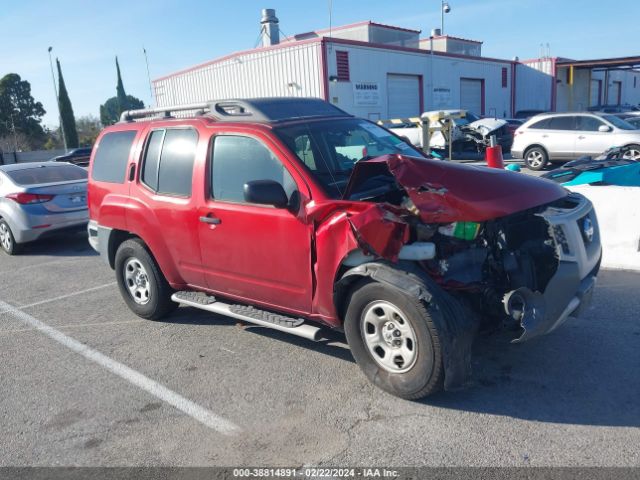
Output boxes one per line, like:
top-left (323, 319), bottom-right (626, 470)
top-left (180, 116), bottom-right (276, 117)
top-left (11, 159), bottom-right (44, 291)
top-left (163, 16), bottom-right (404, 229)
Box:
top-left (441, 1), bottom-right (451, 35)
top-left (47, 46), bottom-right (67, 151)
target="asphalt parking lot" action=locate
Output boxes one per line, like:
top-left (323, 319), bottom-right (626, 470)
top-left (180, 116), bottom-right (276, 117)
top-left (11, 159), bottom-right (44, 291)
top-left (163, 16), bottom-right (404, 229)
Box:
top-left (1, 226), bottom-right (639, 468)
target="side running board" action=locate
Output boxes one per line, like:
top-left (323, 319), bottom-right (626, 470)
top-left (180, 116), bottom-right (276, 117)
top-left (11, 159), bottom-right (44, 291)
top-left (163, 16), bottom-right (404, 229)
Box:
top-left (171, 291), bottom-right (323, 342)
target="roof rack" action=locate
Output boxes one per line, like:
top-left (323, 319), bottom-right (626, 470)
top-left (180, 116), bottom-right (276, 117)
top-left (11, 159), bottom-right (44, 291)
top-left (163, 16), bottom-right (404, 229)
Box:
top-left (119, 97), bottom-right (351, 123)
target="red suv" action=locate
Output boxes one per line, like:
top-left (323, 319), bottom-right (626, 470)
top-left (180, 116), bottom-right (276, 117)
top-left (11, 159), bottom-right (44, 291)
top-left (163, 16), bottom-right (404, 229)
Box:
top-left (88, 98), bottom-right (601, 399)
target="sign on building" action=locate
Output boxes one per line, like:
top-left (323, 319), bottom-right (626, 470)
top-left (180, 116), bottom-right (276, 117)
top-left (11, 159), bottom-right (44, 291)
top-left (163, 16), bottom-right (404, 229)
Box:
top-left (353, 82), bottom-right (381, 107)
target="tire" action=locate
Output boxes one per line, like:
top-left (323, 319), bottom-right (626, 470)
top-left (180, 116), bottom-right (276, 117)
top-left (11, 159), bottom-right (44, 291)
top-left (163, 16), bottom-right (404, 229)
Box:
top-left (524, 146), bottom-right (549, 170)
top-left (622, 144), bottom-right (640, 161)
top-left (344, 280), bottom-right (443, 400)
top-left (114, 238), bottom-right (177, 320)
top-left (0, 219), bottom-right (21, 255)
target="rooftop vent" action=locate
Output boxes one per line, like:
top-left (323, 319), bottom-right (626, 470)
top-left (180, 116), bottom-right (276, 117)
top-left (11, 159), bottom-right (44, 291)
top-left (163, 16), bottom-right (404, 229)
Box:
top-left (260, 8), bottom-right (280, 47)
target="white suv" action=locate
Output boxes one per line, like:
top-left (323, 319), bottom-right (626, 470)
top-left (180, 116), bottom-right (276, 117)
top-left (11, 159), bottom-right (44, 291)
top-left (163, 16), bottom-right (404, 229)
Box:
top-left (511, 112), bottom-right (640, 170)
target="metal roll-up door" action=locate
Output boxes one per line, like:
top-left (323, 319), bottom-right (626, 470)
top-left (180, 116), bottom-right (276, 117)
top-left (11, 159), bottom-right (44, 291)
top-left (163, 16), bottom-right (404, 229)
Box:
top-left (460, 78), bottom-right (483, 115)
top-left (387, 74), bottom-right (420, 119)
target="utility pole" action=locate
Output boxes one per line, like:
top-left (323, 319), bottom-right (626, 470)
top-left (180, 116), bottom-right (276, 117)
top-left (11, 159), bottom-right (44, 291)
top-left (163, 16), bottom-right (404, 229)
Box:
top-left (48, 46), bottom-right (67, 151)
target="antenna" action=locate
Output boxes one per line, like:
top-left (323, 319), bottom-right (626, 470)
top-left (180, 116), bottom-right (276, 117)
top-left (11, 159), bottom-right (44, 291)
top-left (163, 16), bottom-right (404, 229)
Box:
top-left (328, 0), bottom-right (333, 38)
top-left (143, 47), bottom-right (154, 107)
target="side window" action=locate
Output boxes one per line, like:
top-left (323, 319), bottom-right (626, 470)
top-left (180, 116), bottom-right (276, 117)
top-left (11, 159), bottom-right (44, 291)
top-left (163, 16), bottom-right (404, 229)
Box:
top-left (293, 135), bottom-right (316, 170)
top-left (528, 118), bottom-right (551, 129)
top-left (576, 116), bottom-right (604, 132)
top-left (211, 135), bottom-right (297, 204)
top-left (141, 128), bottom-right (198, 196)
top-left (141, 130), bottom-right (163, 190)
top-left (548, 116), bottom-right (576, 131)
top-left (92, 130), bottom-right (137, 183)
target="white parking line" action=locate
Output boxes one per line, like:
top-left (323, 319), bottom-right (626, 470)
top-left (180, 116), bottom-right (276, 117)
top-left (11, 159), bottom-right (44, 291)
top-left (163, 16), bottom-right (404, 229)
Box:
top-left (0, 282), bottom-right (117, 314)
top-left (0, 319), bottom-right (147, 335)
top-left (0, 299), bottom-right (241, 435)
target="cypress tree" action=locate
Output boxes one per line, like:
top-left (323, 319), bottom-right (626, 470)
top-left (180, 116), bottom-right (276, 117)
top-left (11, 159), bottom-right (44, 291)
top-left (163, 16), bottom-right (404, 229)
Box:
top-left (115, 57), bottom-right (128, 114)
top-left (56, 59), bottom-right (78, 148)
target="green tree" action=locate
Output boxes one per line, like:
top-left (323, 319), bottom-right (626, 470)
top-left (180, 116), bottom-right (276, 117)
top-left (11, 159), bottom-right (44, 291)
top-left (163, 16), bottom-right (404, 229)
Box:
top-left (0, 73), bottom-right (46, 149)
top-left (116, 57), bottom-right (128, 112)
top-left (99, 57), bottom-right (145, 126)
top-left (76, 115), bottom-right (102, 146)
top-left (56, 59), bottom-right (79, 148)
top-left (99, 95), bottom-right (144, 126)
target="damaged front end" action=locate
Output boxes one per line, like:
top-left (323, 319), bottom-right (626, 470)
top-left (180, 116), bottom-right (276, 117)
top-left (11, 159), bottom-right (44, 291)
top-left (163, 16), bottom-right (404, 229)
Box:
top-left (329, 154), bottom-right (602, 389)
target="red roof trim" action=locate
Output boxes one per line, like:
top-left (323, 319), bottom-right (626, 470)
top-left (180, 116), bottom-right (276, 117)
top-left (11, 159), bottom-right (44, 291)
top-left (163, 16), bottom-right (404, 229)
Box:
top-left (154, 35), bottom-right (515, 84)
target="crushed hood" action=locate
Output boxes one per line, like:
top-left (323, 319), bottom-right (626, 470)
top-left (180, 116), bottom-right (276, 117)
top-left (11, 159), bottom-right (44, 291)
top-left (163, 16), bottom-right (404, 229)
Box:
top-left (467, 118), bottom-right (507, 136)
top-left (344, 155), bottom-right (568, 223)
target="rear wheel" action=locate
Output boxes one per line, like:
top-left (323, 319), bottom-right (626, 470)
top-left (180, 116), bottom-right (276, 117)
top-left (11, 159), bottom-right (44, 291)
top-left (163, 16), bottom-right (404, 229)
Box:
top-left (115, 238), bottom-right (177, 319)
top-left (344, 280), bottom-right (443, 399)
top-left (524, 146), bottom-right (548, 170)
top-left (622, 144), bottom-right (640, 161)
top-left (0, 219), bottom-right (20, 255)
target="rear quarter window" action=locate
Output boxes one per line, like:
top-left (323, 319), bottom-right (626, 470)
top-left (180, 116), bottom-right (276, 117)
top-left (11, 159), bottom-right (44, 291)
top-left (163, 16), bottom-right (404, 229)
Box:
top-left (92, 130), bottom-right (137, 183)
top-left (6, 165), bottom-right (87, 185)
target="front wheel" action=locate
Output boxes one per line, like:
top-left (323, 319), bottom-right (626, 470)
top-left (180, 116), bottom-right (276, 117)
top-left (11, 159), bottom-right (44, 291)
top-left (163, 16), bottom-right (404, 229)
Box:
top-left (344, 280), bottom-right (443, 399)
top-left (524, 146), bottom-right (549, 170)
top-left (114, 238), bottom-right (177, 320)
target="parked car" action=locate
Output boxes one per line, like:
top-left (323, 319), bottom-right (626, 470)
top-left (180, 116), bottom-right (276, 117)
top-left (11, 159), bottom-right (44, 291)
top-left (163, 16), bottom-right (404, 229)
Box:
top-left (542, 149), bottom-right (640, 187)
top-left (511, 112), bottom-right (640, 170)
top-left (51, 147), bottom-right (93, 167)
top-left (88, 98), bottom-right (601, 399)
top-left (614, 113), bottom-right (640, 129)
top-left (503, 118), bottom-right (525, 137)
top-left (587, 104), bottom-right (640, 115)
top-left (513, 109), bottom-right (548, 120)
top-left (0, 162), bottom-right (88, 255)
top-left (388, 110), bottom-right (512, 152)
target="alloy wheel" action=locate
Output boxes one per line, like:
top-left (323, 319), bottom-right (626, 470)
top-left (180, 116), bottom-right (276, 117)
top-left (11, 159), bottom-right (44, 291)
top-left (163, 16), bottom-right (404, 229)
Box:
top-left (0, 223), bottom-right (12, 252)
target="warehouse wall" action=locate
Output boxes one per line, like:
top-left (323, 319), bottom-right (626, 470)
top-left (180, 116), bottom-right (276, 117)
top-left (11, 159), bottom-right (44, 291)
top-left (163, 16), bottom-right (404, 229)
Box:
top-left (324, 41), bottom-right (514, 120)
top-left (515, 62), bottom-right (553, 112)
top-left (153, 42), bottom-right (324, 107)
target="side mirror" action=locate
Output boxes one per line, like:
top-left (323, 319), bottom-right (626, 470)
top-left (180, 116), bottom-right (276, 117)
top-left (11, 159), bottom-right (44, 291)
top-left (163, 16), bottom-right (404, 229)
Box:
top-left (598, 125), bottom-right (612, 132)
top-left (244, 180), bottom-right (288, 208)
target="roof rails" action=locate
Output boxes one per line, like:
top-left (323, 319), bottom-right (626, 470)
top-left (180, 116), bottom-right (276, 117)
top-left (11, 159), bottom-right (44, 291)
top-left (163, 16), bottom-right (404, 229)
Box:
top-left (119, 97), bottom-right (351, 123)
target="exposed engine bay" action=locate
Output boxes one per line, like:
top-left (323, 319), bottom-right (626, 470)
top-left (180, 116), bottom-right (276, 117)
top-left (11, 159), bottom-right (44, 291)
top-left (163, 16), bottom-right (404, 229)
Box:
top-left (340, 155), bottom-right (601, 344)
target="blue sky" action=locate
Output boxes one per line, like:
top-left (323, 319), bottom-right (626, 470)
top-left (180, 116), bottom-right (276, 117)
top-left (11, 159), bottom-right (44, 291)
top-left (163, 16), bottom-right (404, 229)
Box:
top-left (2, 0), bottom-right (638, 126)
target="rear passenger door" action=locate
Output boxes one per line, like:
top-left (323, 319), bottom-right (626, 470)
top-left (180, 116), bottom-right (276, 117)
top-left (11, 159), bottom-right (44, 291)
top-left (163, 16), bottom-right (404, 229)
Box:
top-left (131, 127), bottom-right (204, 286)
top-left (544, 116), bottom-right (577, 160)
top-left (197, 133), bottom-right (313, 314)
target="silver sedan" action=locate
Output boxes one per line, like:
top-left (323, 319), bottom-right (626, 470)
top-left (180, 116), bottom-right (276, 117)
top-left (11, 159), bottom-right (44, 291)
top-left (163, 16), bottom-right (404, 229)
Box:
top-left (0, 162), bottom-right (88, 255)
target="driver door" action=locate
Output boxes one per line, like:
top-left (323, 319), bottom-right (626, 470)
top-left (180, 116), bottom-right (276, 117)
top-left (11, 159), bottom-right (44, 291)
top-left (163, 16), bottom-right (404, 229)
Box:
top-left (197, 133), bottom-right (313, 314)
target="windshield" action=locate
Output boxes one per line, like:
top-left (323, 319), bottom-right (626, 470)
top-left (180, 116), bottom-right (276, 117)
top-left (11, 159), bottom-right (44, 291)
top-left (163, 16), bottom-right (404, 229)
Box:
top-left (603, 115), bottom-right (638, 130)
top-left (275, 118), bottom-right (423, 198)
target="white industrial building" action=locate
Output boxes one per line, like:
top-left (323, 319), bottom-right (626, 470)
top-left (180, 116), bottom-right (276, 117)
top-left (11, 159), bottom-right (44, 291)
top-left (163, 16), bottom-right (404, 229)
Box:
top-left (153, 9), bottom-right (640, 120)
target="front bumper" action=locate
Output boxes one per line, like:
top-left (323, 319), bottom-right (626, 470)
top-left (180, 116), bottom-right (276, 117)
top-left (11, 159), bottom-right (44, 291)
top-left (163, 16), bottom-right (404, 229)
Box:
top-left (503, 193), bottom-right (602, 342)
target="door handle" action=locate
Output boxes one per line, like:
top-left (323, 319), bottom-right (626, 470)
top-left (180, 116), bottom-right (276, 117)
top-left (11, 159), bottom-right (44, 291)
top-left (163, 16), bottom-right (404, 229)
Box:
top-left (541, 134), bottom-right (549, 138)
top-left (199, 215), bottom-right (221, 225)
top-left (578, 135), bottom-right (586, 140)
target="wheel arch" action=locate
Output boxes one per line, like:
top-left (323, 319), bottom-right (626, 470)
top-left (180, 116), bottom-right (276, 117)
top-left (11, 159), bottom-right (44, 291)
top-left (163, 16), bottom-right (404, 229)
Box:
top-left (524, 144), bottom-right (549, 158)
top-left (334, 260), bottom-right (479, 391)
